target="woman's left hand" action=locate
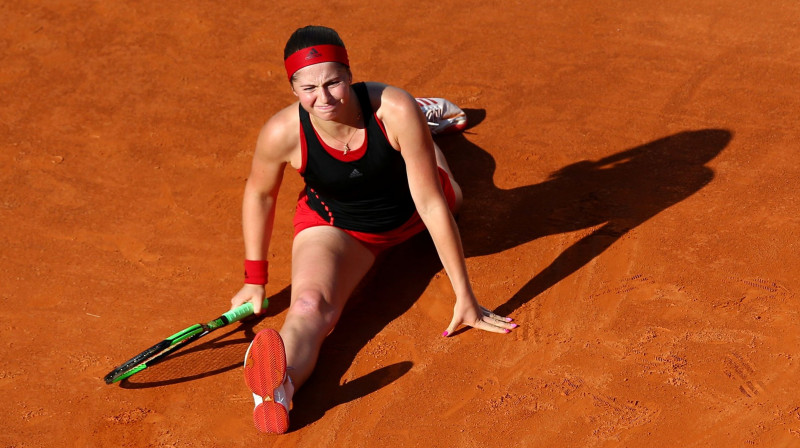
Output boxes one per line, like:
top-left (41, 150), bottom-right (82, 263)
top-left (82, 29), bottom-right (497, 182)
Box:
top-left (442, 298), bottom-right (517, 337)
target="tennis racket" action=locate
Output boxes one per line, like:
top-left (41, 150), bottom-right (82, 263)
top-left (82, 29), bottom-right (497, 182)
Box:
top-left (104, 299), bottom-right (268, 384)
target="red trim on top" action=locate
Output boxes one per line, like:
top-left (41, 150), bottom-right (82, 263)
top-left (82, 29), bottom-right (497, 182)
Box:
top-left (310, 123), bottom-right (367, 162)
top-left (298, 111), bottom-right (392, 174)
top-left (374, 114), bottom-right (389, 139)
top-left (292, 167), bottom-right (457, 255)
top-left (299, 119), bottom-right (308, 174)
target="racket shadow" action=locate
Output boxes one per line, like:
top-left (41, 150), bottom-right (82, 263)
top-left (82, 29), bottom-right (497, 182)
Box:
top-left (119, 321), bottom-right (259, 389)
top-left (119, 287), bottom-right (291, 388)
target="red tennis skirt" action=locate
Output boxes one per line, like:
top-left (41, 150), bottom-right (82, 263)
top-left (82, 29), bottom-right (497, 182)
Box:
top-left (293, 167), bottom-right (457, 255)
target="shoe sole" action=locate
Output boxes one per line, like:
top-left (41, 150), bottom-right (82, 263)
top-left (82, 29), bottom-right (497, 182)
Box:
top-left (244, 329), bottom-right (290, 434)
top-left (431, 116), bottom-right (468, 135)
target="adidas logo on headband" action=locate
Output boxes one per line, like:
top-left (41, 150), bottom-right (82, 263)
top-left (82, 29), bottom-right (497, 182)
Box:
top-left (305, 48), bottom-right (322, 60)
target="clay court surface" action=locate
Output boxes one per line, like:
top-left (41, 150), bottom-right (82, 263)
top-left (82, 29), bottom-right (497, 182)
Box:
top-left (3, 1), bottom-right (800, 446)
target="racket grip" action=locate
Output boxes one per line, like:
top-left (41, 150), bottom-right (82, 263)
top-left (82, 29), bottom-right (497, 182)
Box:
top-left (223, 297), bottom-right (269, 323)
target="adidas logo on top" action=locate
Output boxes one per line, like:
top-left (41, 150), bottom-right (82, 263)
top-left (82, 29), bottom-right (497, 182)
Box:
top-left (305, 48), bottom-right (321, 60)
top-left (349, 168), bottom-right (363, 178)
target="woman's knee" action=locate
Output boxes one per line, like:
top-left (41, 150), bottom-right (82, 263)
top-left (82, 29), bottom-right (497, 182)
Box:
top-left (287, 289), bottom-right (340, 329)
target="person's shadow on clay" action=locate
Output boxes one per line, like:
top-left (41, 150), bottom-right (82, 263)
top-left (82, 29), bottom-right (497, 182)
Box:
top-left (448, 113), bottom-right (732, 317)
top-left (288, 112), bottom-right (732, 430)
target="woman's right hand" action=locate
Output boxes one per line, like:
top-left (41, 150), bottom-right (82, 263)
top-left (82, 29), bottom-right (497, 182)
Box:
top-left (230, 283), bottom-right (267, 315)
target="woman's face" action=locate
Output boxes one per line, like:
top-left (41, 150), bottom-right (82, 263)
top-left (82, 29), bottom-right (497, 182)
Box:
top-left (291, 62), bottom-right (352, 121)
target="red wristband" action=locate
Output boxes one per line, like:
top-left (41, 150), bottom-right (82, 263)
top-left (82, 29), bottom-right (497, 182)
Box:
top-left (244, 260), bottom-right (268, 285)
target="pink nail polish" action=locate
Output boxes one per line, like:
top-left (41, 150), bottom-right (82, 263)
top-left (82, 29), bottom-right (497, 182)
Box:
top-left (511, 323), bottom-right (519, 328)
top-left (442, 331), bottom-right (449, 337)
top-left (506, 317), bottom-right (513, 322)
top-left (504, 329), bottom-right (511, 334)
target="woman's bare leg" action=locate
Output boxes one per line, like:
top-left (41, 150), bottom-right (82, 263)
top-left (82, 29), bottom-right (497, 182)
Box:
top-left (280, 226), bottom-right (376, 398)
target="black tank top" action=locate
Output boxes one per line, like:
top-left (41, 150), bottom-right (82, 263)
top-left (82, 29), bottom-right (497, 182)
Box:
top-left (299, 83), bottom-right (416, 233)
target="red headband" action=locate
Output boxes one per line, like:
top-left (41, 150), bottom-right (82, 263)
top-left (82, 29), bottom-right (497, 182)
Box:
top-left (284, 44), bottom-right (350, 80)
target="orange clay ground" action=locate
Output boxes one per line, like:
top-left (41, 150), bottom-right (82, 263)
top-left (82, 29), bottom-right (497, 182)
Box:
top-left (2, 1), bottom-right (799, 447)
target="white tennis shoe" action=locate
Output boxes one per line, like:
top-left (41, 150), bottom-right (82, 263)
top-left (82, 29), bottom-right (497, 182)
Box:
top-left (416, 97), bottom-right (468, 135)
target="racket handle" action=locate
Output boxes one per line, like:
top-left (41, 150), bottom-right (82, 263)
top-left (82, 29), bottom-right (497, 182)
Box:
top-left (223, 298), bottom-right (269, 323)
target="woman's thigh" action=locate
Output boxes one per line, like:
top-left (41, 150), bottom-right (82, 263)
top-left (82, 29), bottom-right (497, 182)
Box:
top-left (290, 225), bottom-right (377, 317)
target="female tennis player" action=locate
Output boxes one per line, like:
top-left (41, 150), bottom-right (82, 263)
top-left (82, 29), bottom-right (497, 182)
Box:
top-left (230, 25), bottom-right (517, 434)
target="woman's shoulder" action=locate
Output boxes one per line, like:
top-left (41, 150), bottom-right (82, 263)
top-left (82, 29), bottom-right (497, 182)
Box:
top-left (255, 102), bottom-right (301, 162)
top-left (363, 82), bottom-right (412, 102)
top-left (363, 82), bottom-right (418, 119)
top-left (263, 101), bottom-right (300, 132)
